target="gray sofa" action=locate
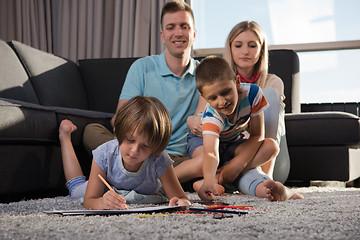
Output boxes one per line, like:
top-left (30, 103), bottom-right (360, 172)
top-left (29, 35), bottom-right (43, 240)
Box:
top-left (267, 51), bottom-right (360, 185)
top-left (0, 39), bottom-right (118, 201)
top-left (1, 39), bottom-right (359, 202)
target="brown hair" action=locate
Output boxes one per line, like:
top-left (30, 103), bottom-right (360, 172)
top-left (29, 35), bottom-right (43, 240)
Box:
top-left (160, 1), bottom-right (195, 29)
top-left (195, 56), bottom-right (236, 94)
top-left (223, 21), bottom-right (268, 88)
top-left (114, 96), bottom-right (172, 157)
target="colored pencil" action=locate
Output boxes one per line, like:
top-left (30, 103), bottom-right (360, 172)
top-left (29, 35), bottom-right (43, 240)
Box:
top-left (206, 205), bottom-right (253, 210)
top-left (188, 207), bottom-right (248, 215)
top-left (98, 174), bottom-right (115, 192)
top-left (97, 174), bottom-right (129, 209)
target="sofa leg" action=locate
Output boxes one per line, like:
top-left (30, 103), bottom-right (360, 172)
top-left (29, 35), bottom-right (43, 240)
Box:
top-left (346, 177), bottom-right (360, 188)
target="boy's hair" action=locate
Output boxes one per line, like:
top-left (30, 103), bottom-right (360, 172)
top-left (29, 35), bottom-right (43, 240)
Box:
top-left (195, 56), bottom-right (236, 94)
top-left (114, 96), bottom-right (172, 157)
top-left (160, 1), bottom-right (195, 29)
top-left (223, 20), bottom-right (268, 88)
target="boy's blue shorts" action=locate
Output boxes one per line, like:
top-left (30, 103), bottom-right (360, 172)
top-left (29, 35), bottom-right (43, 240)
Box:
top-left (187, 132), bottom-right (246, 166)
top-left (186, 132), bottom-right (203, 158)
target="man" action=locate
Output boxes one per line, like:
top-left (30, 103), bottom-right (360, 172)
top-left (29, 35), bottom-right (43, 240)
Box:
top-left (83, 1), bottom-right (205, 163)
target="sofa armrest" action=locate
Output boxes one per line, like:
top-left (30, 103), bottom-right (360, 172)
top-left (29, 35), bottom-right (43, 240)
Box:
top-left (0, 98), bottom-right (112, 146)
top-left (285, 111), bottom-right (360, 146)
top-left (0, 98), bottom-right (58, 143)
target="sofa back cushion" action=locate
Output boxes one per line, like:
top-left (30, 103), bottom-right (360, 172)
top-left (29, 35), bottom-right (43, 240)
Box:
top-left (79, 58), bottom-right (138, 113)
top-left (268, 49), bottom-right (300, 114)
top-left (10, 40), bottom-right (88, 109)
top-left (0, 39), bottom-right (39, 104)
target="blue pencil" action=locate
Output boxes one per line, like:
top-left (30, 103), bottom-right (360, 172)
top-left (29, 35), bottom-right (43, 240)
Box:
top-left (188, 207), bottom-right (248, 215)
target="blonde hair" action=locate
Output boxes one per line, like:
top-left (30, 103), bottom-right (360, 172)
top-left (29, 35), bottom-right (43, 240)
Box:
top-left (195, 56), bottom-right (235, 94)
top-left (114, 96), bottom-right (172, 157)
top-left (223, 20), bottom-right (268, 88)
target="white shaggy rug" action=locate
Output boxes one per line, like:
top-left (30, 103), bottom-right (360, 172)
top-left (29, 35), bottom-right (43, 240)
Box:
top-left (1, 187), bottom-right (359, 239)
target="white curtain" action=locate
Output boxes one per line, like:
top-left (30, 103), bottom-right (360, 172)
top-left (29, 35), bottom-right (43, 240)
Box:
top-left (0, 0), bottom-right (191, 62)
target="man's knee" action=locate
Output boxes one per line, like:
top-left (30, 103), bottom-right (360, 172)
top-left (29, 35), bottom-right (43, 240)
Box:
top-left (170, 154), bottom-right (190, 167)
top-left (82, 123), bottom-right (113, 154)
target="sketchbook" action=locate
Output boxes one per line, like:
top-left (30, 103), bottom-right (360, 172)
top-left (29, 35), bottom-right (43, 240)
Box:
top-left (44, 205), bottom-right (187, 216)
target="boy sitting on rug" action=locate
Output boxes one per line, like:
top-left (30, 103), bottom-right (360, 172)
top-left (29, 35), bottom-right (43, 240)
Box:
top-left (189, 56), bottom-right (303, 202)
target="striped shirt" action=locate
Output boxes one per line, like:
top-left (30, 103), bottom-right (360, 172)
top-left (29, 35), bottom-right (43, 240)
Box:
top-left (202, 83), bottom-right (269, 142)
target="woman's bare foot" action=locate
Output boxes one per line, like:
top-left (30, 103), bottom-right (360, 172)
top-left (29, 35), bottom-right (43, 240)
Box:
top-left (255, 179), bottom-right (304, 202)
top-left (59, 119), bottom-right (77, 140)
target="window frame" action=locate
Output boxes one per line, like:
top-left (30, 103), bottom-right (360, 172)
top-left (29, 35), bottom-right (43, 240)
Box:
top-left (193, 40), bottom-right (360, 57)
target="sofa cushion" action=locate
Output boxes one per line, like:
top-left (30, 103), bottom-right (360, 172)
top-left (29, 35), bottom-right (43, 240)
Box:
top-left (268, 50), bottom-right (300, 114)
top-left (285, 111), bottom-right (360, 145)
top-left (10, 40), bottom-right (88, 110)
top-left (0, 144), bottom-right (65, 193)
top-left (288, 145), bottom-right (360, 181)
top-left (78, 58), bottom-right (138, 113)
top-left (0, 40), bottom-right (39, 104)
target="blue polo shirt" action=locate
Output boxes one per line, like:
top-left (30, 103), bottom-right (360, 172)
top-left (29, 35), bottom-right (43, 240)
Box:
top-left (119, 51), bottom-right (199, 155)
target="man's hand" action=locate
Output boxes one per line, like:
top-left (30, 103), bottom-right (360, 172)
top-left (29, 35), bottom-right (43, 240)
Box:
top-left (187, 115), bottom-right (202, 137)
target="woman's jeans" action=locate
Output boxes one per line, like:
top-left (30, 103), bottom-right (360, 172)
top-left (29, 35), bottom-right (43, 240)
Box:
top-left (262, 88), bottom-right (290, 183)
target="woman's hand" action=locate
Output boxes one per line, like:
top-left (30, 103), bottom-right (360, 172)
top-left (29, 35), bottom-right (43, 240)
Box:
top-left (187, 115), bottom-right (202, 137)
top-left (101, 190), bottom-right (128, 210)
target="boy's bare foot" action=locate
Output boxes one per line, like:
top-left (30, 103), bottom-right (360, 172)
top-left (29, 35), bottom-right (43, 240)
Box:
top-left (256, 179), bottom-right (304, 202)
top-left (59, 119), bottom-right (77, 140)
top-left (193, 179), bottom-right (202, 192)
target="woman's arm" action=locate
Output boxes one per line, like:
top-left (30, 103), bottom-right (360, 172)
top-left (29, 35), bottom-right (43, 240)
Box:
top-left (160, 166), bottom-right (191, 206)
top-left (187, 95), bottom-right (207, 136)
top-left (83, 160), bottom-right (126, 210)
top-left (266, 74), bottom-right (285, 101)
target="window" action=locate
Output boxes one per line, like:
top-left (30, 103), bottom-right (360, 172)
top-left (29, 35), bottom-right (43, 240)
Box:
top-left (191, 0), bottom-right (360, 103)
top-left (299, 49), bottom-right (360, 103)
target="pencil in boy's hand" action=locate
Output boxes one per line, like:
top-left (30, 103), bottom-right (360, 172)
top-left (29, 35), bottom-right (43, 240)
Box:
top-left (97, 174), bottom-right (129, 209)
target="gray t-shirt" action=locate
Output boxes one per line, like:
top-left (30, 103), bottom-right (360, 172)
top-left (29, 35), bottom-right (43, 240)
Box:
top-left (93, 139), bottom-right (173, 195)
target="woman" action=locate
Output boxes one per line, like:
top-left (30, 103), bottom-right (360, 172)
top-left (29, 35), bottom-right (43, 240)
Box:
top-left (223, 20), bottom-right (289, 182)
